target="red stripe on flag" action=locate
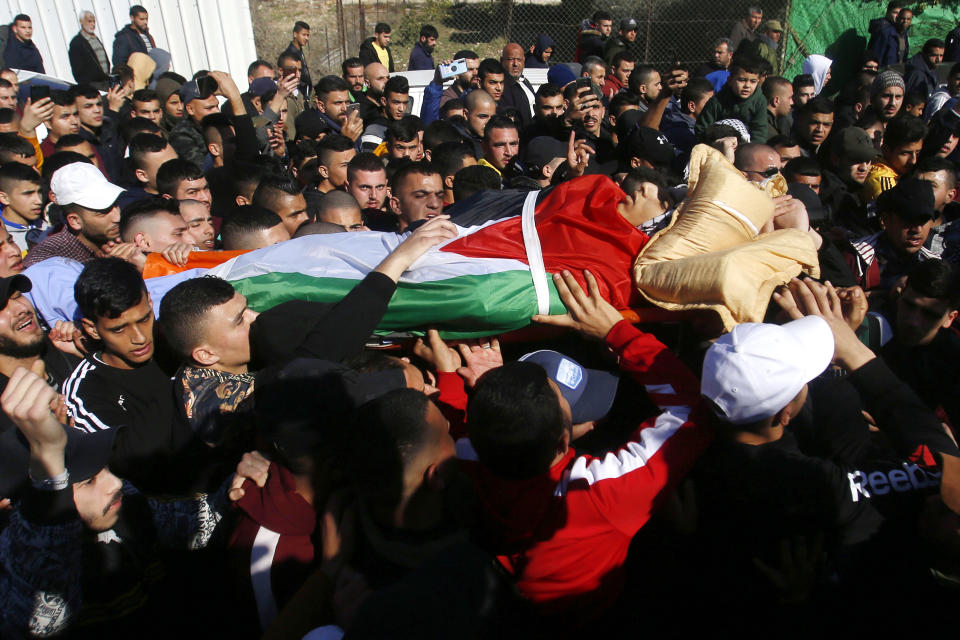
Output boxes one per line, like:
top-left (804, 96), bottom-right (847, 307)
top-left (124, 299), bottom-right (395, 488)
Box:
top-left (443, 175), bottom-right (648, 309)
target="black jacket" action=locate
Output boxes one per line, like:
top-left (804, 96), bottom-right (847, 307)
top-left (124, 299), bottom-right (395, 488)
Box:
top-left (498, 77), bottom-right (535, 131)
top-left (283, 41), bottom-right (312, 97)
top-left (693, 357), bottom-right (959, 608)
top-left (359, 36), bottom-right (395, 72)
top-left (112, 24), bottom-right (154, 68)
top-left (69, 32), bottom-right (110, 85)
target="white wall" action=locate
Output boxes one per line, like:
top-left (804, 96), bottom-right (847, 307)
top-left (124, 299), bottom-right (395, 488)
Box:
top-left (0, 0), bottom-right (257, 90)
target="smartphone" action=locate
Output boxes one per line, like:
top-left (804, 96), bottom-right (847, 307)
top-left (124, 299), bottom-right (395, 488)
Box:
top-left (346, 102), bottom-right (361, 117)
top-left (107, 74), bottom-right (121, 89)
top-left (575, 77), bottom-right (593, 90)
top-left (195, 75), bottom-right (219, 98)
top-left (29, 84), bottom-right (50, 102)
top-left (439, 58), bottom-right (468, 80)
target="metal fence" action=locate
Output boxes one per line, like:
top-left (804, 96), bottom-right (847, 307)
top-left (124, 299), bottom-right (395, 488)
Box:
top-left (252, 0), bottom-right (792, 77)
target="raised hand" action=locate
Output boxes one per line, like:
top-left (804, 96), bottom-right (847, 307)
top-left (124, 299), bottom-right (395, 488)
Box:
top-left (375, 215), bottom-right (458, 281)
top-left (773, 278), bottom-right (874, 371)
top-left (342, 108), bottom-right (364, 141)
top-left (0, 364), bottom-right (66, 479)
top-left (566, 129), bottom-right (594, 177)
top-left (531, 270), bottom-right (623, 340)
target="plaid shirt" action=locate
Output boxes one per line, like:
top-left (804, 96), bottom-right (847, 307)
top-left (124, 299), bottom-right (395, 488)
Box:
top-left (23, 226), bottom-right (96, 268)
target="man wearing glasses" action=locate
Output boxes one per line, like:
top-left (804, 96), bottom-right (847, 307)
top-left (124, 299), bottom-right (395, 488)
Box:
top-left (734, 143), bottom-right (781, 185)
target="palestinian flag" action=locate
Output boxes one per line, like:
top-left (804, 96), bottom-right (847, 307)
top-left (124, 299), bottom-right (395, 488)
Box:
top-left (145, 176), bottom-right (647, 338)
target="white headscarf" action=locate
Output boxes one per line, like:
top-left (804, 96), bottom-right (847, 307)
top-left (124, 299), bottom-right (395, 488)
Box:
top-left (802, 54), bottom-right (833, 96)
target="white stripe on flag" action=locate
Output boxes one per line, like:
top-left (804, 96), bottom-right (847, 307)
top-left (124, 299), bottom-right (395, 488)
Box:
top-left (520, 190), bottom-right (550, 315)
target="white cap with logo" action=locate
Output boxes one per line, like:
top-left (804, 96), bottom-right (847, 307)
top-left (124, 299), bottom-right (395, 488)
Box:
top-left (700, 316), bottom-right (835, 424)
top-left (51, 163), bottom-right (125, 210)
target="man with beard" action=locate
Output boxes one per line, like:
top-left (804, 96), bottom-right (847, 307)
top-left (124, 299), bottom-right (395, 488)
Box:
top-left (523, 83), bottom-right (565, 141)
top-left (867, 70), bottom-right (906, 129)
top-left (25, 163), bottom-right (124, 268)
top-left (69, 10), bottom-right (110, 87)
top-left (0, 275), bottom-right (80, 424)
top-left (342, 57), bottom-right (365, 102)
top-left (562, 81), bottom-right (615, 169)
top-left (422, 51), bottom-right (480, 125)
top-left (361, 76), bottom-right (411, 151)
top-left (0, 274), bottom-right (83, 502)
top-left (360, 62), bottom-right (390, 123)
top-left (408, 24), bottom-right (438, 71)
top-left (442, 50), bottom-right (479, 106)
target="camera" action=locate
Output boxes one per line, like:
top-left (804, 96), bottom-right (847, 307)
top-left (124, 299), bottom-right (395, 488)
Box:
top-left (439, 59), bottom-right (468, 80)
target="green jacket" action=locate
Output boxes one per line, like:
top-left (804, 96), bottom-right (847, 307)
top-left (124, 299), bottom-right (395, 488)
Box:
top-left (694, 84), bottom-right (768, 143)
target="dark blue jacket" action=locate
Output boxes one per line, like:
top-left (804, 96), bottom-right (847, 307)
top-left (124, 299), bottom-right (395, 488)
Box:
top-left (408, 41), bottom-right (434, 71)
top-left (905, 52), bottom-right (938, 99)
top-left (870, 20), bottom-right (908, 66)
top-left (660, 100), bottom-right (696, 155)
top-left (3, 36), bottom-right (43, 72)
top-left (112, 24), bottom-right (154, 68)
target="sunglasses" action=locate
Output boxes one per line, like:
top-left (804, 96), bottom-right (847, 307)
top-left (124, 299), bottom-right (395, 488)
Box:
top-left (747, 167), bottom-right (780, 179)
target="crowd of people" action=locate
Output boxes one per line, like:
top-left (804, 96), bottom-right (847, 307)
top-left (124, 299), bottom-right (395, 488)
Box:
top-left (0, 1), bottom-right (958, 637)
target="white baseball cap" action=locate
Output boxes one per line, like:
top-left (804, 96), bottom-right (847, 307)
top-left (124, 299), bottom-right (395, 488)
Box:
top-left (51, 163), bottom-right (125, 210)
top-left (701, 316), bottom-right (834, 425)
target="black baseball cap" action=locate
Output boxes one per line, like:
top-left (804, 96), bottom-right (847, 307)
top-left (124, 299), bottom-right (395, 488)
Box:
top-left (834, 127), bottom-right (876, 164)
top-left (295, 109), bottom-right (331, 140)
top-left (0, 274), bottom-right (31, 305)
top-left (877, 177), bottom-right (937, 223)
top-left (519, 350), bottom-right (619, 423)
top-left (524, 136), bottom-right (567, 172)
top-left (618, 126), bottom-right (675, 171)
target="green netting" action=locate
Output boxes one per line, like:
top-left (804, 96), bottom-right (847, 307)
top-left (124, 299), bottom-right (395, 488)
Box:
top-left (783, 1), bottom-right (960, 82)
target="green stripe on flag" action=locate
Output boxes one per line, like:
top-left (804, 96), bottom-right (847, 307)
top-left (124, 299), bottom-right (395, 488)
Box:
top-left (230, 271), bottom-right (566, 339)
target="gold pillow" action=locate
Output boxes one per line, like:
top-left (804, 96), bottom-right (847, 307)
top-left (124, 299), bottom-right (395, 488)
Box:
top-left (634, 145), bottom-right (818, 330)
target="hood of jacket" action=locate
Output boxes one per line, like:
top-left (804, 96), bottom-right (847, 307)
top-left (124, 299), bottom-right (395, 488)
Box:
top-left (803, 54), bottom-right (833, 95)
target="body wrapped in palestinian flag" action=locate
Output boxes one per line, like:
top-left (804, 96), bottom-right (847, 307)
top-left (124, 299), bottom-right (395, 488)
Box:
top-left (145, 176), bottom-right (650, 338)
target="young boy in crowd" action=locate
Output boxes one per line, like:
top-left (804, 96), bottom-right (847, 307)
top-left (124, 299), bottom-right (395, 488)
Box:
top-left (0, 162), bottom-right (46, 252)
top-left (695, 55), bottom-right (769, 143)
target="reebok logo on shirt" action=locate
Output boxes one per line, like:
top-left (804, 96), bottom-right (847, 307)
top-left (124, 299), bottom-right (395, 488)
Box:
top-left (847, 462), bottom-right (941, 502)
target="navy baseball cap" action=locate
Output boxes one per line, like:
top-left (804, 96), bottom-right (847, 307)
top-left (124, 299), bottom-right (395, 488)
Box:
top-left (0, 424), bottom-right (117, 498)
top-left (249, 77), bottom-right (278, 98)
top-left (519, 350), bottom-right (620, 423)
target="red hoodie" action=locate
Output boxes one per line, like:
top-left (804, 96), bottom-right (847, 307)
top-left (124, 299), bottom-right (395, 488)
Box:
top-left (228, 464), bottom-right (317, 632)
top-left (460, 320), bottom-right (713, 618)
